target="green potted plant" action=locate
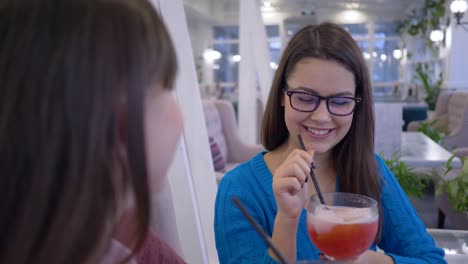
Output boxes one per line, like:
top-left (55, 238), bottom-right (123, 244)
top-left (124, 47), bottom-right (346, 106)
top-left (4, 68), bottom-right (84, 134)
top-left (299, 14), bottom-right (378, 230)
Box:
top-left (397, 1), bottom-right (446, 110)
top-left (415, 63), bottom-right (443, 111)
top-left (382, 153), bottom-right (430, 198)
top-left (435, 156), bottom-right (468, 229)
top-left (397, 0), bottom-right (446, 52)
top-left (437, 157), bottom-right (468, 212)
top-left (416, 118), bottom-right (447, 143)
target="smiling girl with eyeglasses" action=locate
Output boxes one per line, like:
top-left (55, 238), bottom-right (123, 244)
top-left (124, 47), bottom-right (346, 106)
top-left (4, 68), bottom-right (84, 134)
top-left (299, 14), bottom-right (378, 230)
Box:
top-left (214, 22), bottom-right (445, 264)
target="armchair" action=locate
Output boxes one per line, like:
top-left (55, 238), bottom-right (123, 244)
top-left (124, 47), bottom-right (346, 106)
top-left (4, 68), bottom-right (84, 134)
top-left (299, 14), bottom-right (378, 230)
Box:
top-left (439, 92), bottom-right (468, 150)
top-left (436, 148), bottom-right (468, 229)
top-left (407, 91), bottom-right (468, 150)
top-left (407, 90), bottom-right (453, 132)
top-left (202, 99), bottom-right (264, 182)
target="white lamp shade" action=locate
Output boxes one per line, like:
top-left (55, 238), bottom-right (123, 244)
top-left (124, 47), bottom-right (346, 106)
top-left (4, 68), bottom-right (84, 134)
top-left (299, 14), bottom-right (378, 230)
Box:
top-left (392, 49), bottom-right (402, 59)
top-left (232, 54), bottom-right (241, 62)
top-left (203, 48), bottom-right (221, 63)
top-left (450, 0), bottom-right (468, 14)
top-left (430, 29), bottom-right (444, 42)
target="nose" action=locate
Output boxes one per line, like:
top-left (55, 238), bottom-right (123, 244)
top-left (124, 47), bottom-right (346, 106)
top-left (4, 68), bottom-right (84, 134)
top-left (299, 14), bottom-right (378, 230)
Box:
top-left (310, 99), bottom-right (331, 122)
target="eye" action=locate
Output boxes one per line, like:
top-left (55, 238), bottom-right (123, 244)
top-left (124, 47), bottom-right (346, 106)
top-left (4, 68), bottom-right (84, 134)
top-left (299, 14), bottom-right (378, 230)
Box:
top-left (295, 93), bottom-right (318, 103)
top-left (329, 97), bottom-right (353, 106)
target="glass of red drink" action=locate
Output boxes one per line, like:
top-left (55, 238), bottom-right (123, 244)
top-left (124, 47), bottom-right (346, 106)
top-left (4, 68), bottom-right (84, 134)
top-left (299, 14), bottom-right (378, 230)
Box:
top-left (306, 192), bottom-right (379, 260)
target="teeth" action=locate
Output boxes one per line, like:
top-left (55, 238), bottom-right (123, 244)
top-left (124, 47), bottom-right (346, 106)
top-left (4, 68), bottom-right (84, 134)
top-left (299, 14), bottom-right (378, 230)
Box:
top-left (307, 127), bottom-right (330, 135)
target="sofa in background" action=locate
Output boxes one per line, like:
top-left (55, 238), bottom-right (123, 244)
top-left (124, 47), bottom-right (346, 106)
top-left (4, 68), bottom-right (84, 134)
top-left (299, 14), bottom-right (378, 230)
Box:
top-left (407, 90), bottom-right (453, 132)
top-left (436, 148), bottom-right (468, 229)
top-left (407, 90), bottom-right (468, 151)
top-left (202, 99), bottom-right (264, 182)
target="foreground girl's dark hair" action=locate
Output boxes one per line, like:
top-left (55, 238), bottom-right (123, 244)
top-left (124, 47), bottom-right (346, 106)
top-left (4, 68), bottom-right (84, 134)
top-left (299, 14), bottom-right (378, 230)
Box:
top-left (0, 0), bottom-right (177, 262)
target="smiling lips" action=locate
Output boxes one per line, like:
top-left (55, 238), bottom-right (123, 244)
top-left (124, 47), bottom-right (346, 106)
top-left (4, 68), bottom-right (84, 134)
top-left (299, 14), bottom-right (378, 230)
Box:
top-left (305, 126), bottom-right (334, 137)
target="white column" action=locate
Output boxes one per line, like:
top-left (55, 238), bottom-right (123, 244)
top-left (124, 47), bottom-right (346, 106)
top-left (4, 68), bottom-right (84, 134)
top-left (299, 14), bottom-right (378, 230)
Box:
top-left (445, 19), bottom-right (468, 90)
top-left (238, 6), bottom-right (257, 145)
top-left (203, 60), bottom-right (215, 88)
top-left (238, 0), bottom-right (273, 144)
top-left (251, 5), bottom-right (274, 105)
top-left (374, 103), bottom-right (403, 157)
top-left (152, 0), bottom-right (219, 263)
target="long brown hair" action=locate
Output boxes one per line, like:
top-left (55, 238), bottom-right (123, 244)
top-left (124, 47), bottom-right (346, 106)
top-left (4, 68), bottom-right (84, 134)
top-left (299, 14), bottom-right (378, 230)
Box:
top-left (0, 0), bottom-right (177, 263)
top-left (261, 22), bottom-right (382, 240)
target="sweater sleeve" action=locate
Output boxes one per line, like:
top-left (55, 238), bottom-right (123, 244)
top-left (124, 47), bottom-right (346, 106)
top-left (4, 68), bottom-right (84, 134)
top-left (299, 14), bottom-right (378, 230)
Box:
top-left (375, 155), bottom-right (446, 263)
top-left (214, 169), bottom-right (280, 264)
top-left (136, 229), bottom-right (186, 264)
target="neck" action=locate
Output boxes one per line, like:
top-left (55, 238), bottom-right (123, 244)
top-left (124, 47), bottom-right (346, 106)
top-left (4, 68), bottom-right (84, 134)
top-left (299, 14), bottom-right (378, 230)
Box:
top-left (309, 151), bottom-right (336, 193)
top-left (311, 151), bottom-right (333, 172)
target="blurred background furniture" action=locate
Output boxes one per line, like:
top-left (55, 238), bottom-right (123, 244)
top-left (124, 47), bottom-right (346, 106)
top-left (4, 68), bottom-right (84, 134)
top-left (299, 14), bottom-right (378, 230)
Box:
top-left (402, 103), bottom-right (428, 131)
top-left (407, 91), bottom-right (468, 151)
top-left (440, 92), bottom-right (468, 151)
top-left (202, 99), bottom-right (264, 182)
top-left (427, 228), bottom-right (468, 262)
top-left (407, 90), bottom-right (453, 131)
top-left (401, 132), bottom-right (462, 169)
top-left (436, 149), bottom-right (468, 230)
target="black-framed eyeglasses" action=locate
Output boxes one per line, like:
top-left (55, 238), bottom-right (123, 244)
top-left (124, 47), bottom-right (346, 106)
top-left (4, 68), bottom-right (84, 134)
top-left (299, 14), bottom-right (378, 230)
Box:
top-left (285, 90), bottom-right (361, 116)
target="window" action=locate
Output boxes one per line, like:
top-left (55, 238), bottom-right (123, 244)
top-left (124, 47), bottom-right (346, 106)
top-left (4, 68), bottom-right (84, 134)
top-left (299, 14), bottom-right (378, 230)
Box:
top-left (342, 22), bottom-right (401, 97)
top-left (342, 23), bottom-right (369, 39)
top-left (212, 25), bottom-right (281, 84)
top-left (214, 25), bottom-right (239, 40)
top-left (372, 38), bottom-right (399, 83)
top-left (211, 22), bottom-right (401, 99)
top-left (213, 43), bottom-right (239, 83)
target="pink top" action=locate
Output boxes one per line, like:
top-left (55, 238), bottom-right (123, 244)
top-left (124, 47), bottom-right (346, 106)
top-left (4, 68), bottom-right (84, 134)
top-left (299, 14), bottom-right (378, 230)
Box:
top-left (100, 239), bottom-right (137, 264)
top-left (101, 231), bottom-right (186, 264)
top-left (136, 229), bottom-right (186, 264)
top-left (110, 208), bottom-right (187, 264)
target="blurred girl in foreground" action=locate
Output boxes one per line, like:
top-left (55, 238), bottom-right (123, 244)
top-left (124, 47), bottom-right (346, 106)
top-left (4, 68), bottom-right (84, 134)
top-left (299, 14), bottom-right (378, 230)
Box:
top-left (0, 0), bottom-right (185, 263)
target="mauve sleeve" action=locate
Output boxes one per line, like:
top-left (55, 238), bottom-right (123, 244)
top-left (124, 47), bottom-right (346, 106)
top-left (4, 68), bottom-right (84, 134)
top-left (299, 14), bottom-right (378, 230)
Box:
top-left (137, 229), bottom-right (187, 264)
top-left (100, 239), bottom-right (137, 264)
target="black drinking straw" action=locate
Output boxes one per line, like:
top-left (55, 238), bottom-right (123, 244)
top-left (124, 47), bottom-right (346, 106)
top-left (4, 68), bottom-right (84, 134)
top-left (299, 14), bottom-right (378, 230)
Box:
top-left (231, 197), bottom-right (290, 264)
top-left (297, 134), bottom-right (326, 205)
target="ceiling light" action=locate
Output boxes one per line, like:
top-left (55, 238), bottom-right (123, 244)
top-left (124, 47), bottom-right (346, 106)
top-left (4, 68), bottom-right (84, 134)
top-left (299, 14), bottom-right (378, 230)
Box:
top-left (345, 2), bottom-right (360, 10)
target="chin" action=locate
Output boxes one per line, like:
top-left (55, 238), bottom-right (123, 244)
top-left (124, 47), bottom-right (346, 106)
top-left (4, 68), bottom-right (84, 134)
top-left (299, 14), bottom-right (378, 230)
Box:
top-left (305, 141), bottom-right (332, 153)
top-left (312, 148), bottom-right (332, 155)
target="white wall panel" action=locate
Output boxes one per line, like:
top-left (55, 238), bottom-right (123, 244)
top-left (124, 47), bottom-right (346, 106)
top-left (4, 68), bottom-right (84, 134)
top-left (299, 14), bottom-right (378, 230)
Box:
top-left (150, 0), bottom-right (219, 263)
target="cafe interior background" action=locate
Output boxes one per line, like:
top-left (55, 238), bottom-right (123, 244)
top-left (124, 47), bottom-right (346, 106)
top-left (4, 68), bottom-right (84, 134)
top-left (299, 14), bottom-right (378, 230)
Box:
top-left (151, 0), bottom-right (468, 263)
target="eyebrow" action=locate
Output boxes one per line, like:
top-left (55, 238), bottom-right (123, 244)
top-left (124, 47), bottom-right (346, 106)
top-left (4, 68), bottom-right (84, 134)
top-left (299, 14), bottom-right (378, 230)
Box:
top-left (289, 86), bottom-right (355, 97)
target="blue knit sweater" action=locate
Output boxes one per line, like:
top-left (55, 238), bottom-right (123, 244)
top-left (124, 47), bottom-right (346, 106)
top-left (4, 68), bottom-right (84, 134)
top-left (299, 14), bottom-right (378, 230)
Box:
top-left (214, 152), bottom-right (446, 263)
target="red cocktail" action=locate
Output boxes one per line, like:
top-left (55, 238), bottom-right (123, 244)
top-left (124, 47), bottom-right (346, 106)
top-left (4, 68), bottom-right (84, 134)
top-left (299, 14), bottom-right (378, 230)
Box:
top-left (306, 192), bottom-right (379, 260)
